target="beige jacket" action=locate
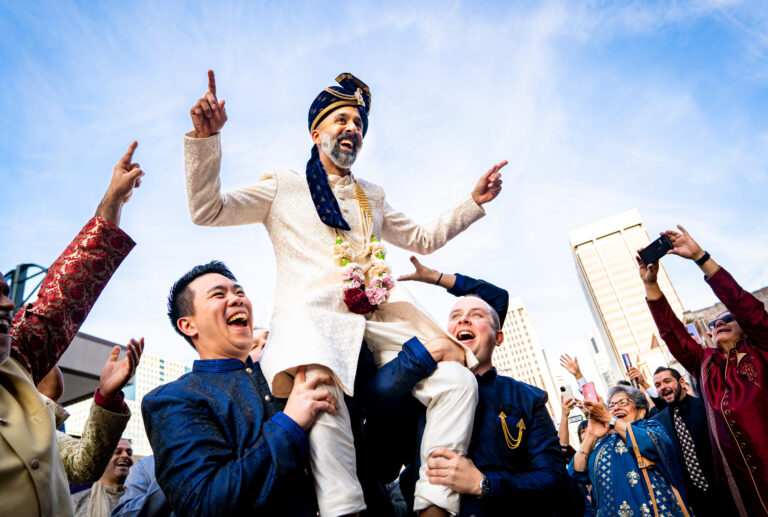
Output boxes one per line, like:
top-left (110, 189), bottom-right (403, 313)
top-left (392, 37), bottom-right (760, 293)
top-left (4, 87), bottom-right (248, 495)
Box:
top-left (45, 397), bottom-right (132, 483)
top-left (185, 133), bottom-right (485, 396)
top-left (0, 358), bottom-right (73, 517)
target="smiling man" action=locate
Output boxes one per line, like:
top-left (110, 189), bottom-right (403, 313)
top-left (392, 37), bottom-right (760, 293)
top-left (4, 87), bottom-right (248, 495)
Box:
top-left (71, 438), bottom-right (134, 517)
top-left (141, 261), bottom-right (338, 516)
top-left (183, 70), bottom-right (506, 515)
top-left (386, 257), bottom-right (572, 517)
top-left (640, 225), bottom-right (768, 517)
top-left (650, 367), bottom-right (736, 517)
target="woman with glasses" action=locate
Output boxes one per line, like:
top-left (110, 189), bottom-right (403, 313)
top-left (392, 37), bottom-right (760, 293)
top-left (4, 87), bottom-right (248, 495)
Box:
top-left (569, 385), bottom-right (690, 517)
top-left (639, 225), bottom-right (768, 517)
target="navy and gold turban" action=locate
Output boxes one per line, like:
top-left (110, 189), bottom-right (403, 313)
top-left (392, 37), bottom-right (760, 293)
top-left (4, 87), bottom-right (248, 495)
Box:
top-left (308, 73), bottom-right (371, 137)
top-left (306, 73), bottom-right (372, 231)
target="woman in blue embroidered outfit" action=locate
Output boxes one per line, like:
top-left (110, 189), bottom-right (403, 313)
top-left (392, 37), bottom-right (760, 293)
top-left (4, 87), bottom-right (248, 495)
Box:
top-left (569, 385), bottom-right (691, 517)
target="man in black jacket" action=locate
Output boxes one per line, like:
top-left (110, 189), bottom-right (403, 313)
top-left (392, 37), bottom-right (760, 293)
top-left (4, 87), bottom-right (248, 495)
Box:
top-left (650, 366), bottom-right (736, 517)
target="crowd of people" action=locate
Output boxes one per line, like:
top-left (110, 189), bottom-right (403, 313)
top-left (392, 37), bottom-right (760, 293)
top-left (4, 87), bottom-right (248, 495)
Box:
top-left (0, 70), bottom-right (766, 517)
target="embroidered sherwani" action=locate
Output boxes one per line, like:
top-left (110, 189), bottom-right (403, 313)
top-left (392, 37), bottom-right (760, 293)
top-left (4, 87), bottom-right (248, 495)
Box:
top-left (648, 267), bottom-right (768, 516)
top-left (0, 217), bottom-right (134, 517)
top-left (184, 132), bottom-right (485, 396)
top-left (184, 132), bottom-right (485, 515)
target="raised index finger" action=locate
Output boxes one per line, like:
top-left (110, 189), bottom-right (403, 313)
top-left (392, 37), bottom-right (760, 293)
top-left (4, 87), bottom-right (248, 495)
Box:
top-left (120, 141), bottom-right (138, 165)
top-left (208, 69), bottom-right (217, 97)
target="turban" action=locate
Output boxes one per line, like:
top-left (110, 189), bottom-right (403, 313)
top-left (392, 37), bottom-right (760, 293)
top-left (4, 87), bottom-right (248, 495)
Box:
top-left (306, 73), bottom-right (372, 231)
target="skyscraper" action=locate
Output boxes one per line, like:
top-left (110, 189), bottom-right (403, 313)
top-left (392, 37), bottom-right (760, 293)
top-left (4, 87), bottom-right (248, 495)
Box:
top-left (495, 297), bottom-right (561, 419)
top-left (569, 209), bottom-right (686, 381)
top-left (64, 352), bottom-right (190, 456)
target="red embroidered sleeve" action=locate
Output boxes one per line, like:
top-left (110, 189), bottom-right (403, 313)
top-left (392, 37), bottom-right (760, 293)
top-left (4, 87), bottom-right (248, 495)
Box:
top-left (9, 217), bottom-right (135, 384)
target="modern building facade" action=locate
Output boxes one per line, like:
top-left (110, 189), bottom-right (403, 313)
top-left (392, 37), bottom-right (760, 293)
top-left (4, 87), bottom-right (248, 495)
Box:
top-left (64, 352), bottom-right (189, 457)
top-left (495, 297), bottom-right (562, 419)
top-left (569, 209), bottom-right (686, 381)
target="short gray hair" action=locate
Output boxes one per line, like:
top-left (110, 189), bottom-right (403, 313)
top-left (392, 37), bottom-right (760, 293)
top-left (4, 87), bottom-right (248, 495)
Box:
top-left (607, 385), bottom-right (648, 413)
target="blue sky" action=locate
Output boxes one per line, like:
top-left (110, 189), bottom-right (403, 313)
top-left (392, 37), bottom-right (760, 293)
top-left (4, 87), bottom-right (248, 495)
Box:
top-left (2, 0), bottom-right (767, 382)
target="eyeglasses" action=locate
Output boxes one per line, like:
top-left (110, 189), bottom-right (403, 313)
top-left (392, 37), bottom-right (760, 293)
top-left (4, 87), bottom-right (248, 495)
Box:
top-left (608, 398), bottom-right (633, 410)
top-left (708, 314), bottom-right (735, 330)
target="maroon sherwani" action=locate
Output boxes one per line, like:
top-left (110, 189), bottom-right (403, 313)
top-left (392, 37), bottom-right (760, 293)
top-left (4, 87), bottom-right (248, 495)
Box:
top-left (0, 216), bottom-right (134, 517)
top-left (647, 267), bottom-right (768, 517)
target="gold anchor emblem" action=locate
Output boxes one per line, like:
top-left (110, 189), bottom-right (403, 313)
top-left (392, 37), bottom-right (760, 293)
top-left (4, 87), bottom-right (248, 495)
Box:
top-left (499, 412), bottom-right (525, 449)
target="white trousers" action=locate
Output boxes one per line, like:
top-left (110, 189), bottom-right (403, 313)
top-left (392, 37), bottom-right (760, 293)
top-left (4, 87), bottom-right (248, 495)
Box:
top-left (306, 284), bottom-right (478, 516)
top-left (364, 286), bottom-right (479, 515)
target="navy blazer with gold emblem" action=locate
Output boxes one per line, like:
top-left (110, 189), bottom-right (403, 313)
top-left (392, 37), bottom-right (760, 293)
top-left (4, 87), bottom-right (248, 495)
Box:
top-left (377, 275), bottom-right (570, 516)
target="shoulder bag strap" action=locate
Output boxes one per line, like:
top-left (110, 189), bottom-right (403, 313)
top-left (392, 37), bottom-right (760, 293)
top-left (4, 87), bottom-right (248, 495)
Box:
top-left (627, 423), bottom-right (660, 517)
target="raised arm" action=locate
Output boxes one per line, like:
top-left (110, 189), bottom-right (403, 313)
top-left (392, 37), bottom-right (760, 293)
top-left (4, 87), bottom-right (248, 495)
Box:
top-left (380, 161), bottom-right (505, 254)
top-left (9, 142), bottom-right (138, 383)
top-left (398, 255), bottom-right (509, 321)
top-left (638, 254), bottom-right (704, 373)
top-left (664, 225), bottom-right (768, 346)
top-left (184, 70), bottom-right (277, 227)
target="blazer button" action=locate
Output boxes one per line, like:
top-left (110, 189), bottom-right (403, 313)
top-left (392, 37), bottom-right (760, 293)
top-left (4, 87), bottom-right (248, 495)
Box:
top-left (725, 409), bottom-right (731, 415)
top-left (0, 418), bottom-right (8, 425)
top-left (751, 465), bottom-right (757, 472)
top-left (304, 468), bottom-right (310, 476)
top-left (245, 368), bottom-right (253, 374)
top-left (741, 442), bottom-right (747, 448)
top-left (30, 459), bottom-right (40, 469)
top-left (264, 395), bottom-right (272, 402)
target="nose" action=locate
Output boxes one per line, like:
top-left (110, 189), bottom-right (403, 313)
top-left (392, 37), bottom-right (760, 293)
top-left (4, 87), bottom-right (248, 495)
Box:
top-left (715, 318), bottom-right (726, 328)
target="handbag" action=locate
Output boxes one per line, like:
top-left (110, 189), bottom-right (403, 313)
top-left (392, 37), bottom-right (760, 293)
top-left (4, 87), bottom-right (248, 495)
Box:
top-left (626, 423), bottom-right (690, 517)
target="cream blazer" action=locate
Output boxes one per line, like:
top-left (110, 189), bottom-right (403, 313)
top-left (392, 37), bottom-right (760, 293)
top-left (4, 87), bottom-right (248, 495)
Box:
top-left (0, 358), bottom-right (73, 517)
top-left (185, 133), bottom-right (485, 396)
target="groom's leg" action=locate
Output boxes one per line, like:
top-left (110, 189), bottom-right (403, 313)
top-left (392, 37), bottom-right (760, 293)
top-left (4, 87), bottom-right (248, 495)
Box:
top-left (306, 365), bottom-right (366, 516)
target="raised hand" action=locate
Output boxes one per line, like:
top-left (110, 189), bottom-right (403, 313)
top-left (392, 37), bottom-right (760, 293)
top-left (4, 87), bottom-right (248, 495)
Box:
top-left (635, 253), bottom-right (659, 285)
top-left (663, 225), bottom-right (705, 261)
top-left (627, 366), bottom-right (649, 389)
top-left (96, 141), bottom-right (144, 224)
top-left (397, 256), bottom-right (440, 284)
top-left (471, 160), bottom-right (507, 205)
top-left (560, 396), bottom-right (577, 420)
top-left (190, 69), bottom-right (228, 138)
top-left (283, 366), bottom-right (338, 430)
top-left (99, 338), bottom-right (143, 399)
top-left (559, 354), bottom-right (583, 380)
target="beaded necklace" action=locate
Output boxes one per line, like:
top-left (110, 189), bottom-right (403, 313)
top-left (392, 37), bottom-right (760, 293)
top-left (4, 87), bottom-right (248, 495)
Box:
top-left (333, 181), bottom-right (394, 314)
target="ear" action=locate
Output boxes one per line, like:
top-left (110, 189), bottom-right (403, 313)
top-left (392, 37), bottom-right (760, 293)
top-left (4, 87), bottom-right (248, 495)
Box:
top-left (495, 329), bottom-right (505, 347)
top-left (177, 317), bottom-right (198, 340)
top-left (311, 128), bottom-right (322, 146)
top-left (706, 331), bottom-right (713, 339)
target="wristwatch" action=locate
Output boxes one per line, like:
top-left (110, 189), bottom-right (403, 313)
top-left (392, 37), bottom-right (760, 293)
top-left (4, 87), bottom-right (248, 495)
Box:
top-left (479, 473), bottom-right (491, 499)
top-left (609, 416), bottom-right (618, 430)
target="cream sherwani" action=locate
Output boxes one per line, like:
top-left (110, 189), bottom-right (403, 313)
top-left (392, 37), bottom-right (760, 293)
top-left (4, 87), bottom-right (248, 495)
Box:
top-left (185, 133), bottom-right (485, 395)
top-left (185, 132), bottom-right (484, 515)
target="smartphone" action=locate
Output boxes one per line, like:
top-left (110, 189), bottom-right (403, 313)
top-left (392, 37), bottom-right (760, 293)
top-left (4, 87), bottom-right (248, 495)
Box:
top-left (639, 234), bottom-right (673, 266)
top-left (582, 382), bottom-right (598, 404)
top-left (560, 385), bottom-right (574, 401)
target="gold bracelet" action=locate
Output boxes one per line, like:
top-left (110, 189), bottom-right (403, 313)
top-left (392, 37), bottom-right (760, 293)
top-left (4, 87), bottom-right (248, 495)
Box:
top-left (578, 449), bottom-right (590, 457)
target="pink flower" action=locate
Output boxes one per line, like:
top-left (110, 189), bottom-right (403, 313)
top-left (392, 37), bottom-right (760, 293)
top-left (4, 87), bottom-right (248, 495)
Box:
top-left (378, 274), bottom-right (394, 289)
top-left (365, 285), bottom-right (390, 306)
top-left (343, 278), bottom-right (362, 291)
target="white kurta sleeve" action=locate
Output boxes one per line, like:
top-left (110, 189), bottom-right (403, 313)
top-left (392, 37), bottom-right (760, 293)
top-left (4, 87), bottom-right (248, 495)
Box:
top-left (380, 194), bottom-right (486, 255)
top-left (184, 131), bottom-right (277, 226)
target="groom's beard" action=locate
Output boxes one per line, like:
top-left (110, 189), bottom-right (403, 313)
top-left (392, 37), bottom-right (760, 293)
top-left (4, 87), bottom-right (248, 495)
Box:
top-left (320, 131), bottom-right (360, 169)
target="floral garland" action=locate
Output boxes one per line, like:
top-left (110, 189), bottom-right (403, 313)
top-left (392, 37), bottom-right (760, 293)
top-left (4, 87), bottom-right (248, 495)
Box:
top-left (334, 234), bottom-right (394, 314)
